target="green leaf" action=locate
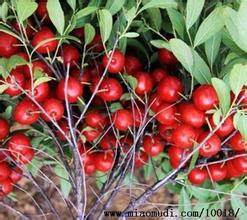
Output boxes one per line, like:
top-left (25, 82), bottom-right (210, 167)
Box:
top-left (0, 2), bottom-right (8, 22)
top-left (205, 32), bottom-right (222, 68)
top-left (121, 32), bottom-right (139, 38)
top-left (105, 0), bottom-right (125, 15)
top-left (211, 78), bottom-right (230, 115)
top-left (194, 7), bottom-right (224, 47)
top-left (186, 0), bottom-right (205, 30)
top-left (139, 0), bottom-right (177, 12)
top-left (212, 109), bottom-right (222, 126)
top-left (179, 188), bottom-right (192, 214)
top-left (123, 74), bottom-right (138, 89)
top-left (0, 106), bottom-right (13, 120)
top-left (231, 196), bottom-right (247, 220)
top-left (188, 185), bottom-right (211, 201)
top-left (123, 7), bottom-right (136, 24)
top-left (84, 23), bottom-right (95, 45)
top-left (0, 58), bottom-right (9, 78)
top-left (234, 113), bottom-right (247, 142)
top-left (120, 93), bottom-right (132, 101)
top-left (191, 49), bottom-right (211, 84)
top-left (95, 172), bottom-right (107, 189)
top-left (193, 203), bottom-right (209, 219)
top-left (16, 0), bottom-right (38, 23)
top-left (229, 64), bottom-right (247, 96)
top-left (167, 8), bottom-right (185, 38)
top-left (34, 76), bottom-right (52, 88)
top-left (110, 102), bottom-right (123, 113)
top-left (47, 0), bottom-right (65, 35)
top-left (0, 84), bottom-right (8, 94)
top-left (76, 6), bottom-right (98, 19)
top-left (66, 0), bottom-right (76, 11)
top-left (7, 55), bottom-right (27, 71)
top-left (98, 9), bottom-right (112, 44)
top-left (150, 40), bottom-right (171, 50)
top-left (170, 38), bottom-right (193, 73)
top-left (27, 158), bottom-right (43, 176)
top-left (54, 165), bottom-right (71, 198)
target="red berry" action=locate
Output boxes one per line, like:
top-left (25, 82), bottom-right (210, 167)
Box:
top-left (171, 124), bottom-right (197, 148)
top-left (207, 163), bottom-right (227, 181)
top-left (56, 120), bottom-right (69, 141)
top-left (10, 167), bottom-right (23, 183)
top-left (225, 160), bottom-right (242, 179)
top-left (120, 136), bottom-right (133, 153)
top-left (198, 132), bottom-right (221, 158)
top-left (32, 27), bottom-right (58, 54)
top-left (113, 109), bottom-right (133, 131)
top-left (98, 78), bottom-right (123, 102)
top-left (134, 151), bottom-right (148, 168)
top-left (102, 49), bottom-right (125, 73)
top-left (60, 44), bottom-right (80, 67)
top-left (85, 110), bottom-right (107, 129)
top-left (131, 106), bottom-right (145, 127)
top-left (56, 77), bottom-right (83, 103)
top-left (188, 168), bottom-right (207, 185)
top-left (168, 146), bottom-right (186, 168)
top-left (178, 102), bottom-right (205, 128)
top-left (229, 132), bottom-right (246, 151)
top-left (158, 49), bottom-right (177, 66)
top-left (151, 68), bottom-right (169, 84)
top-left (82, 127), bottom-right (102, 142)
top-left (143, 135), bottom-right (164, 157)
top-left (209, 116), bottom-right (234, 138)
top-left (0, 162), bottom-right (11, 182)
top-left (193, 85), bottom-right (219, 111)
top-left (25, 80), bottom-right (50, 102)
top-left (159, 123), bottom-right (179, 143)
top-left (232, 155), bottom-right (247, 174)
top-left (0, 178), bottom-right (13, 196)
top-left (4, 70), bottom-right (25, 96)
top-left (88, 34), bottom-right (103, 52)
top-left (94, 151), bottom-right (114, 172)
top-left (155, 103), bottom-right (177, 125)
top-left (36, 0), bottom-right (49, 21)
top-left (124, 55), bottom-right (142, 75)
top-left (134, 71), bottom-right (154, 95)
top-left (13, 99), bottom-right (39, 125)
top-left (0, 31), bottom-right (19, 57)
top-left (12, 20), bottom-right (33, 38)
top-left (149, 93), bottom-right (164, 112)
top-left (157, 76), bottom-right (183, 103)
top-left (71, 68), bottom-right (91, 85)
top-left (72, 28), bottom-right (84, 39)
top-left (41, 98), bottom-right (64, 121)
top-left (100, 134), bottom-right (117, 150)
top-left (0, 118), bottom-right (9, 140)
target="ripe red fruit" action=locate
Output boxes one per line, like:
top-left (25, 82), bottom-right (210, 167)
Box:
top-left (159, 123), bottom-right (178, 143)
top-left (225, 160), bottom-right (242, 179)
top-left (12, 20), bottom-right (33, 38)
top-left (155, 103), bottom-right (177, 125)
top-left (60, 44), bottom-right (80, 67)
top-left (82, 127), bottom-right (102, 142)
top-left (229, 132), bottom-right (246, 151)
top-left (120, 136), bottom-right (133, 153)
top-left (0, 31), bottom-right (19, 57)
top-left (94, 151), bottom-right (114, 172)
top-left (0, 118), bottom-right (9, 140)
top-left (198, 132), bottom-right (221, 158)
top-left (4, 70), bottom-right (25, 96)
top-left (158, 49), bottom-right (177, 66)
top-left (85, 110), bottom-right (106, 129)
top-left (143, 135), bottom-right (164, 157)
top-left (25, 80), bottom-right (50, 102)
top-left (151, 68), bottom-right (169, 84)
top-left (36, 0), bottom-right (49, 21)
top-left (100, 134), bottom-right (117, 150)
top-left (56, 120), bottom-right (69, 141)
top-left (98, 78), bottom-right (123, 102)
top-left (171, 124), bottom-right (197, 148)
top-left (113, 109), bottom-right (133, 131)
top-left (188, 168), bottom-right (207, 185)
top-left (32, 27), bottom-right (58, 54)
top-left (192, 85), bottom-right (219, 111)
top-left (81, 152), bottom-right (96, 175)
top-left (88, 34), bottom-right (103, 52)
top-left (124, 55), bottom-right (142, 75)
top-left (13, 52), bottom-right (29, 73)
top-left (134, 71), bottom-right (154, 95)
top-left (168, 146), bottom-right (186, 168)
top-left (41, 98), bottom-right (64, 121)
top-left (0, 178), bottom-right (13, 196)
top-left (14, 99), bottom-right (39, 125)
top-left (0, 162), bottom-right (11, 182)
top-left (149, 93), bottom-right (164, 112)
top-left (178, 102), bottom-right (205, 128)
top-left (209, 116), bottom-right (234, 138)
top-left (232, 155), bottom-right (247, 174)
top-left (7, 133), bottom-right (34, 164)
top-left (56, 77), bottom-right (83, 103)
top-left (207, 163), bottom-right (227, 182)
top-left (157, 76), bottom-right (183, 103)
top-left (102, 49), bottom-right (125, 73)
top-left (131, 107), bottom-right (145, 127)
top-left (72, 28), bottom-right (84, 39)
top-left (71, 68), bottom-right (91, 85)
top-left (134, 151), bottom-right (148, 168)
top-left (10, 167), bottom-right (23, 183)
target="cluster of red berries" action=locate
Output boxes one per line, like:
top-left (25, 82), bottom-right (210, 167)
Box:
top-left (0, 0), bottom-right (246, 199)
